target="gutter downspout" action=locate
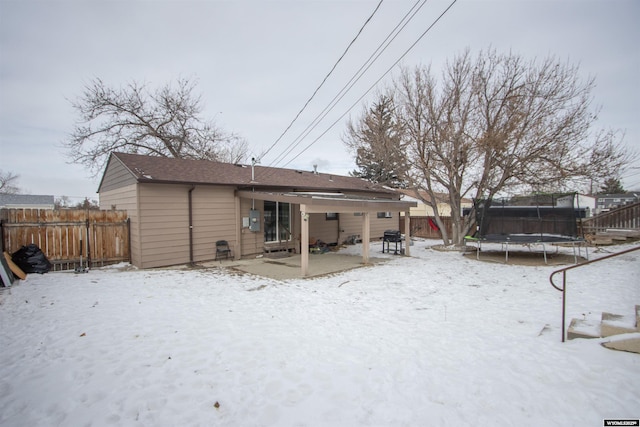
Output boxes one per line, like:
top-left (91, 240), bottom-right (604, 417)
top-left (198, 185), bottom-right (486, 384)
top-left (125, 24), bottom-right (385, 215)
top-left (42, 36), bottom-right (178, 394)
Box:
top-left (188, 185), bottom-right (195, 266)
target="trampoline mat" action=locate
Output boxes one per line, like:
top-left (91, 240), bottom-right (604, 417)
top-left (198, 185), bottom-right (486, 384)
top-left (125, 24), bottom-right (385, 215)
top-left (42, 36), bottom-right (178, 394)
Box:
top-left (480, 234), bottom-right (584, 244)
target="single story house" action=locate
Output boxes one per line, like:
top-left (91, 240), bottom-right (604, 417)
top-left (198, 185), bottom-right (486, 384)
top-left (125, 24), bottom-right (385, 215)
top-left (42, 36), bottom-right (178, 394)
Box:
top-left (97, 152), bottom-right (416, 274)
top-left (0, 194), bottom-right (55, 210)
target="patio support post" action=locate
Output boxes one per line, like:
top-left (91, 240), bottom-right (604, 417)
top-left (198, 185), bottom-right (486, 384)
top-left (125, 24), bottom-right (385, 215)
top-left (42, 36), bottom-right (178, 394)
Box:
top-left (300, 204), bottom-right (309, 276)
top-left (234, 194), bottom-right (242, 260)
top-left (362, 211), bottom-right (370, 264)
top-left (404, 210), bottom-right (411, 256)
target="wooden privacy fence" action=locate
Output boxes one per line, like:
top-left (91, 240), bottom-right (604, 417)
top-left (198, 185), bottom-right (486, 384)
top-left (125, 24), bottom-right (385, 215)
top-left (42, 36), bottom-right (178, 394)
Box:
top-left (580, 202), bottom-right (640, 234)
top-left (401, 216), bottom-right (454, 239)
top-left (0, 209), bottom-right (130, 271)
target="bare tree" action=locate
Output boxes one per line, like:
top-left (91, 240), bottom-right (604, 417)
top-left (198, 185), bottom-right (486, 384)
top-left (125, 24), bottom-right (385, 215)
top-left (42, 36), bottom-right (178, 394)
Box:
top-left (54, 196), bottom-right (72, 209)
top-left (0, 170), bottom-right (21, 194)
top-left (392, 55), bottom-right (480, 246)
top-left (344, 94), bottom-right (408, 188)
top-left (348, 48), bottom-right (632, 245)
top-left (65, 77), bottom-right (248, 176)
top-left (54, 196), bottom-right (99, 210)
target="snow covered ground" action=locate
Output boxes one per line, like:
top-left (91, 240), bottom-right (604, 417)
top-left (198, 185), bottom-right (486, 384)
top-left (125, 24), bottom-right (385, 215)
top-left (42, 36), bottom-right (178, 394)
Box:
top-left (1, 239), bottom-right (639, 427)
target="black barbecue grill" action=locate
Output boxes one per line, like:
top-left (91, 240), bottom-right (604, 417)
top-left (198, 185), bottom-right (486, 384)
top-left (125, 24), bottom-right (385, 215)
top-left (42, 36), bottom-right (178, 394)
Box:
top-left (382, 230), bottom-right (403, 255)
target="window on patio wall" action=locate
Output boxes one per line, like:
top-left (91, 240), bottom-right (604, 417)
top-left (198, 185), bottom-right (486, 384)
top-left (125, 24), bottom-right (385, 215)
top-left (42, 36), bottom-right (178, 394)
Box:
top-left (264, 201), bottom-right (291, 243)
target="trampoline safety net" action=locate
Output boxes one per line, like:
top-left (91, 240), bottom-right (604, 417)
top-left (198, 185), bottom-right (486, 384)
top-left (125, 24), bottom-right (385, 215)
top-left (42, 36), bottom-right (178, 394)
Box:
top-left (473, 193), bottom-right (582, 239)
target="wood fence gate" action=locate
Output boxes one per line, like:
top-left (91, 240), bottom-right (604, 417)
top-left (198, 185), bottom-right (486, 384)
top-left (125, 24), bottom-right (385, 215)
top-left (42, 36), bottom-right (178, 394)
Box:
top-left (1, 209), bottom-right (130, 271)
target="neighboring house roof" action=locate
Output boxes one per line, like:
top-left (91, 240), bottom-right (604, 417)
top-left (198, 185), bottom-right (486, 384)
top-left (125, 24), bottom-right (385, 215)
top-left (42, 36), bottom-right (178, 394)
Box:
top-left (98, 152), bottom-right (395, 196)
top-left (597, 193), bottom-right (639, 199)
top-left (398, 189), bottom-right (472, 205)
top-left (0, 194), bottom-right (55, 209)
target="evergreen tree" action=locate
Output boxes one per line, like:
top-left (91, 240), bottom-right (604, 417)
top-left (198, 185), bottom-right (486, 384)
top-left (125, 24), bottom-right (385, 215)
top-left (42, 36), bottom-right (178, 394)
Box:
top-left (344, 95), bottom-right (407, 188)
top-left (598, 177), bottom-right (625, 194)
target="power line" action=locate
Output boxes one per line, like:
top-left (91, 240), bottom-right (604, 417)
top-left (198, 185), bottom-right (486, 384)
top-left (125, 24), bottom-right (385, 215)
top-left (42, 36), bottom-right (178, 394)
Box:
top-left (626, 181), bottom-right (640, 189)
top-left (623, 169), bottom-right (640, 178)
top-left (258, 0), bottom-right (385, 163)
top-left (280, 0), bottom-right (459, 169)
top-left (267, 0), bottom-right (427, 169)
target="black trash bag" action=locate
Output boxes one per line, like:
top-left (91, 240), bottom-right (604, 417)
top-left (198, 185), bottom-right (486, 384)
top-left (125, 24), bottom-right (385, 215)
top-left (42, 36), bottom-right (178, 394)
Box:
top-left (12, 244), bottom-right (52, 274)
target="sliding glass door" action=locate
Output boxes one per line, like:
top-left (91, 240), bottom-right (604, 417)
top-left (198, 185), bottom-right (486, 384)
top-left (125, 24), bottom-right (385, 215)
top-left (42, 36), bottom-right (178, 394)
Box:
top-left (264, 201), bottom-right (291, 243)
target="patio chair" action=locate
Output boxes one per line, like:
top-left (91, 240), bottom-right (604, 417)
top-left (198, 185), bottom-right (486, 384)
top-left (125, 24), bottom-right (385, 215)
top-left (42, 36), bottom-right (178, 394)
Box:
top-left (215, 240), bottom-right (232, 260)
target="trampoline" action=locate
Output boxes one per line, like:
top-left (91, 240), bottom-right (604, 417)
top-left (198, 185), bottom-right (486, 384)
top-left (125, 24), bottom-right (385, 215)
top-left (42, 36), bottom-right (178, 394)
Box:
top-left (465, 193), bottom-right (588, 264)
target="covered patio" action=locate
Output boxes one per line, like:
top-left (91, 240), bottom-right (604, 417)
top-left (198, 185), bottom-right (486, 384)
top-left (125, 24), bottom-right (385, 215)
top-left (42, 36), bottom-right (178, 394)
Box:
top-left (235, 191), bottom-right (417, 277)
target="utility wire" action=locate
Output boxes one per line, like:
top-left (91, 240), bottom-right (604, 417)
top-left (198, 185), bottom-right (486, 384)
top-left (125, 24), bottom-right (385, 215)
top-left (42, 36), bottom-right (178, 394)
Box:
top-left (267, 0), bottom-right (427, 169)
top-left (268, 0), bottom-right (425, 168)
top-left (258, 0), bottom-right (384, 163)
top-left (280, 0), bottom-right (459, 169)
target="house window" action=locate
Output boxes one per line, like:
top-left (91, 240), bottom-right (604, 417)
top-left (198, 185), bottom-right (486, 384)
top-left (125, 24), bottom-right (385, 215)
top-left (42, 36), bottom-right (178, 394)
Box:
top-left (264, 201), bottom-right (291, 243)
top-left (377, 212), bottom-right (392, 218)
top-left (326, 212), bottom-right (338, 221)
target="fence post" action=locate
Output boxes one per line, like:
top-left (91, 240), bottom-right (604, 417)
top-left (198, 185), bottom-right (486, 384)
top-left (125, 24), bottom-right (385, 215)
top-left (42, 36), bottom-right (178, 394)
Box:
top-left (85, 218), bottom-right (91, 268)
top-left (127, 217), bottom-right (132, 264)
top-left (0, 219), bottom-right (4, 253)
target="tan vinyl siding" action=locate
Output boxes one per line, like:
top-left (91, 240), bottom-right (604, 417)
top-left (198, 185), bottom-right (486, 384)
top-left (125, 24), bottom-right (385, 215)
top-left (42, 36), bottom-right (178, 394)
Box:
top-left (99, 157), bottom-right (137, 192)
top-left (239, 197), bottom-right (265, 257)
top-left (370, 214), bottom-right (400, 240)
top-left (338, 212), bottom-right (400, 243)
top-left (191, 186), bottom-right (236, 262)
top-left (337, 212), bottom-right (363, 244)
top-left (99, 184), bottom-right (137, 211)
top-left (134, 184), bottom-right (242, 267)
top-left (137, 184), bottom-right (190, 268)
top-left (98, 183), bottom-right (140, 266)
top-left (308, 213), bottom-right (339, 244)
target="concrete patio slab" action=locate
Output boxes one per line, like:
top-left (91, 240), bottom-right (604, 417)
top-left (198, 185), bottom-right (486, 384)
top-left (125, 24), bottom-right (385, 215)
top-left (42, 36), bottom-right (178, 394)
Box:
top-left (201, 252), bottom-right (390, 280)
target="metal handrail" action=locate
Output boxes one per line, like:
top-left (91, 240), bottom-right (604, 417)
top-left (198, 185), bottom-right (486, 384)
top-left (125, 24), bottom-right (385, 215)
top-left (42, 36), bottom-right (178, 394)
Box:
top-left (549, 245), bottom-right (640, 342)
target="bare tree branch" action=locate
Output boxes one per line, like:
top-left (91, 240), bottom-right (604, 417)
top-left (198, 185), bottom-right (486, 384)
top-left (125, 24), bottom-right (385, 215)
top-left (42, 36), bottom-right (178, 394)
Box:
top-left (64, 77), bottom-right (248, 176)
top-left (0, 170), bottom-right (21, 194)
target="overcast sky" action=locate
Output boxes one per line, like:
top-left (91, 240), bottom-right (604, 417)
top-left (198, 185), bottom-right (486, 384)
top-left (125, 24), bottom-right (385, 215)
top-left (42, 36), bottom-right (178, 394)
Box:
top-left (1, 0), bottom-right (638, 202)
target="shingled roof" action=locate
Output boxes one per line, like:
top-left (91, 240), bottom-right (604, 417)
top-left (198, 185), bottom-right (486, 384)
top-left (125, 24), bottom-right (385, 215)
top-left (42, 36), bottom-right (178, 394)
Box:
top-left (0, 194), bottom-right (55, 209)
top-left (100, 152), bottom-right (394, 195)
